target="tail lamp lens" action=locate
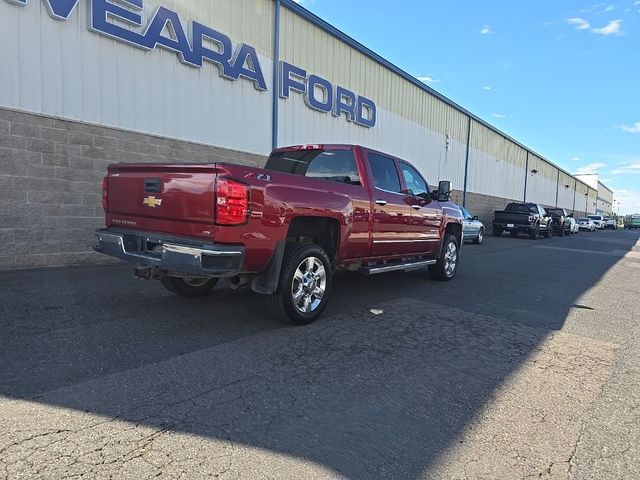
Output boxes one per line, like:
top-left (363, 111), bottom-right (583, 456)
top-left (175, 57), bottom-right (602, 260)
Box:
top-left (102, 176), bottom-right (108, 212)
top-left (215, 178), bottom-right (249, 225)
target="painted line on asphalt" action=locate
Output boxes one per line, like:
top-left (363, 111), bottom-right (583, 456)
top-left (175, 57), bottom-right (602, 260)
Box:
top-left (534, 246), bottom-right (622, 257)
top-left (534, 245), bottom-right (640, 259)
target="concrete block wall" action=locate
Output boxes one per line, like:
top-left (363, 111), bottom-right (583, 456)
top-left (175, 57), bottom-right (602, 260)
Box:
top-left (0, 108), bottom-right (266, 270)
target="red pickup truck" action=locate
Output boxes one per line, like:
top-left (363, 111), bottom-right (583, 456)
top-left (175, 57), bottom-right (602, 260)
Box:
top-left (95, 144), bottom-right (463, 325)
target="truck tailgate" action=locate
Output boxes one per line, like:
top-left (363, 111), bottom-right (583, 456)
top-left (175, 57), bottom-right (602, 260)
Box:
top-left (107, 164), bottom-right (220, 224)
top-left (494, 212), bottom-right (530, 225)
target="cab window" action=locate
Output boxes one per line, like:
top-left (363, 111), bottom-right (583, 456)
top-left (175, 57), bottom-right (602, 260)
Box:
top-left (399, 162), bottom-right (429, 197)
top-left (368, 154), bottom-right (402, 193)
top-left (266, 149), bottom-right (360, 185)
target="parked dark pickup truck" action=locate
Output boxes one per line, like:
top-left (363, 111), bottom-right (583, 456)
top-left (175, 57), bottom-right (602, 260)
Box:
top-left (545, 208), bottom-right (572, 236)
top-left (493, 202), bottom-right (553, 239)
top-left (95, 144), bottom-right (463, 325)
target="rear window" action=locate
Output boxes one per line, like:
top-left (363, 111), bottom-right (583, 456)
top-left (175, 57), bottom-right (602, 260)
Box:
top-left (588, 215), bottom-right (603, 220)
top-left (578, 218), bottom-right (590, 222)
top-left (547, 209), bottom-right (564, 216)
top-left (505, 203), bottom-right (537, 214)
top-left (265, 149), bottom-right (360, 185)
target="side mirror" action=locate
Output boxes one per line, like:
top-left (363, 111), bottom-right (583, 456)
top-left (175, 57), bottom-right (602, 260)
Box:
top-left (437, 180), bottom-right (452, 202)
top-left (472, 216), bottom-right (479, 221)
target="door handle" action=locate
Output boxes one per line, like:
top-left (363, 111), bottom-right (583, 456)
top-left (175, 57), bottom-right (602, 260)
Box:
top-left (374, 199), bottom-right (387, 206)
top-left (411, 205), bottom-right (422, 210)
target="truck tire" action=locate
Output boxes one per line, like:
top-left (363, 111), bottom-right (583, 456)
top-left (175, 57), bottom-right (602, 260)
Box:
top-left (510, 230), bottom-right (519, 237)
top-left (544, 226), bottom-right (552, 238)
top-left (529, 224), bottom-right (539, 240)
top-left (559, 225), bottom-right (565, 237)
top-left (266, 242), bottom-right (333, 326)
top-left (161, 276), bottom-right (218, 297)
top-left (429, 234), bottom-right (459, 281)
top-left (493, 227), bottom-right (503, 237)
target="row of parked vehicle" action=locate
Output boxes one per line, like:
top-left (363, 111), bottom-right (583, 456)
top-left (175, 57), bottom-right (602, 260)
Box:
top-left (460, 203), bottom-right (621, 244)
top-left (491, 203), bottom-right (619, 239)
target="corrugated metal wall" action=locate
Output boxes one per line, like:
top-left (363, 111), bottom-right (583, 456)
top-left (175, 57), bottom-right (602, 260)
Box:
top-left (557, 172), bottom-right (577, 211)
top-left (0, 0), bottom-right (274, 155)
top-left (0, 0), bottom-right (610, 212)
top-left (277, 6), bottom-right (469, 190)
top-left (526, 155), bottom-right (558, 206)
top-left (466, 121), bottom-right (526, 201)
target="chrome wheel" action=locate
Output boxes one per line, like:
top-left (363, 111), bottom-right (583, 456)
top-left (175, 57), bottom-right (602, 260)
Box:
top-left (291, 257), bottom-right (327, 314)
top-left (477, 229), bottom-right (483, 243)
top-left (443, 241), bottom-right (458, 277)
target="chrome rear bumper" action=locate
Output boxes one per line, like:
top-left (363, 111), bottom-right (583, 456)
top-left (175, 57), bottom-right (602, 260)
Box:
top-left (94, 228), bottom-right (244, 278)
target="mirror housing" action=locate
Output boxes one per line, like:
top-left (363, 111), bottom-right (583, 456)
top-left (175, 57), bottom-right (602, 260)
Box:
top-left (437, 180), bottom-right (452, 202)
top-left (472, 215), bottom-right (479, 221)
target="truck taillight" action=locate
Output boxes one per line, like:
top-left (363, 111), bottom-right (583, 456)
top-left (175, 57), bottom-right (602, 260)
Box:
top-left (102, 176), bottom-right (108, 212)
top-left (215, 178), bottom-right (249, 225)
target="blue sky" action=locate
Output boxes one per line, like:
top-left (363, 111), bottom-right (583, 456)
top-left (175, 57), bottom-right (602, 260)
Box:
top-left (294, 0), bottom-right (640, 214)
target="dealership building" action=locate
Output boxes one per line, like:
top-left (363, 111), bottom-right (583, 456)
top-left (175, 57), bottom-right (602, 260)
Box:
top-left (0, 0), bottom-right (614, 269)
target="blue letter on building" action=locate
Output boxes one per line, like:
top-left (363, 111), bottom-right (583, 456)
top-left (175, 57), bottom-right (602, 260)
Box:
top-left (280, 62), bottom-right (307, 98)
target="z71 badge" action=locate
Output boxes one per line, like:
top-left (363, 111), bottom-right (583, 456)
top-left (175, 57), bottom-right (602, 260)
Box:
top-left (256, 173), bottom-right (272, 182)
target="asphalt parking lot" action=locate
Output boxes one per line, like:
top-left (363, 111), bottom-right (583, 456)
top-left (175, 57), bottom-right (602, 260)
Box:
top-left (1, 229), bottom-right (639, 479)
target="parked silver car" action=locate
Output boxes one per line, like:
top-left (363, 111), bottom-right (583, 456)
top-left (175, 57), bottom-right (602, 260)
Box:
top-left (460, 206), bottom-right (485, 244)
top-left (578, 217), bottom-right (596, 231)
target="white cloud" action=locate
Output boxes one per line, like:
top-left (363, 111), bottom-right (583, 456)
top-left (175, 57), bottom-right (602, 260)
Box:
top-left (592, 19), bottom-right (623, 35)
top-left (417, 76), bottom-right (441, 84)
top-left (575, 162), bottom-right (607, 174)
top-left (611, 162), bottom-right (640, 174)
top-left (482, 86), bottom-right (493, 91)
top-left (619, 122), bottom-right (640, 133)
top-left (491, 113), bottom-right (511, 119)
top-left (480, 25), bottom-right (494, 34)
top-left (567, 17), bottom-right (591, 30)
top-left (580, 3), bottom-right (606, 13)
top-left (634, 1), bottom-right (640, 5)
top-left (571, 156), bottom-right (581, 161)
top-left (604, 4), bottom-right (615, 12)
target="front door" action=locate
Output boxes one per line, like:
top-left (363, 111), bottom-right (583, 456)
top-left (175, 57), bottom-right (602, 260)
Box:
top-left (367, 153), bottom-right (421, 257)
top-left (460, 207), bottom-right (477, 241)
top-left (398, 161), bottom-right (441, 256)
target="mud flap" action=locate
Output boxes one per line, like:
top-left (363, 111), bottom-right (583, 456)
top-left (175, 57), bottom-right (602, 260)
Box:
top-left (251, 241), bottom-right (286, 295)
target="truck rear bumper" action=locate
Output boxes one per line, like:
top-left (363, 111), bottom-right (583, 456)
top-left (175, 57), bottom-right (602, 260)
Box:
top-left (94, 228), bottom-right (244, 278)
top-left (493, 223), bottom-right (534, 231)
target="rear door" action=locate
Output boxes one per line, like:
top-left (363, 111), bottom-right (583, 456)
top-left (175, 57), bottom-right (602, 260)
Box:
top-left (365, 152), bottom-right (421, 257)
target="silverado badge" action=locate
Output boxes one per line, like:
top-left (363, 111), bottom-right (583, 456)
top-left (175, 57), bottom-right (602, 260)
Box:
top-left (143, 196), bottom-right (163, 208)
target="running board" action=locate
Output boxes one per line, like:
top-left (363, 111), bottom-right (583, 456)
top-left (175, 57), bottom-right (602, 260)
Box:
top-left (359, 259), bottom-right (436, 275)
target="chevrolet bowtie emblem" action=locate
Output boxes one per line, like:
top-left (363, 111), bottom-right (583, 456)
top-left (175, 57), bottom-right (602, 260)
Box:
top-left (143, 196), bottom-right (163, 208)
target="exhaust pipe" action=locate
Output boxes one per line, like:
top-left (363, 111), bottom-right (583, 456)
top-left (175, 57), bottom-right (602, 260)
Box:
top-left (229, 275), bottom-right (251, 290)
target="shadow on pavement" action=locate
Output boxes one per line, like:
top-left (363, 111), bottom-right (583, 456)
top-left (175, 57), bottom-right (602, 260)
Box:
top-left (1, 230), bottom-right (638, 478)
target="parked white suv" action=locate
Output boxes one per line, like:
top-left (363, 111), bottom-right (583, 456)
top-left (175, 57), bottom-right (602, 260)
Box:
top-left (588, 215), bottom-right (605, 230)
top-left (604, 217), bottom-right (617, 230)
